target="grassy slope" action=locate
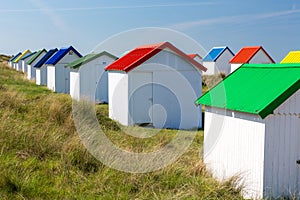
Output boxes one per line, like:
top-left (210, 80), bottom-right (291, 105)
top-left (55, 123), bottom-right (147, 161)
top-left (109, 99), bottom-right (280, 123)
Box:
top-left (0, 62), bottom-right (243, 199)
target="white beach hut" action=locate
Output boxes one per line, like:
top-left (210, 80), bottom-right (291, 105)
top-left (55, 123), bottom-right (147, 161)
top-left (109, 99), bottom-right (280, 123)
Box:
top-left (196, 63), bottom-right (300, 199)
top-left (45, 46), bottom-right (82, 93)
top-left (35, 48), bottom-right (58, 85)
top-left (8, 52), bottom-right (21, 67)
top-left (13, 50), bottom-right (31, 70)
top-left (229, 46), bottom-right (275, 73)
top-left (202, 46), bottom-right (234, 76)
top-left (27, 49), bottom-right (47, 80)
top-left (105, 42), bottom-right (207, 130)
top-left (67, 51), bottom-right (118, 103)
top-left (20, 52), bottom-right (36, 73)
top-left (17, 52), bottom-right (35, 71)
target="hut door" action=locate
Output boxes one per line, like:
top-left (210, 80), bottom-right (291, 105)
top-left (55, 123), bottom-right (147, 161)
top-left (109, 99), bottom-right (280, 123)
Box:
top-left (129, 72), bottom-right (153, 125)
top-left (64, 68), bottom-right (70, 94)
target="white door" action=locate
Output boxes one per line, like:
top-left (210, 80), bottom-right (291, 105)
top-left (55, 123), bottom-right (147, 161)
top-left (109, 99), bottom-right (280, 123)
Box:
top-left (129, 72), bottom-right (153, 125)
top-left (96, 65), bottom-right (108, 103)
top-left (64, 67), bottom-right (70, 94)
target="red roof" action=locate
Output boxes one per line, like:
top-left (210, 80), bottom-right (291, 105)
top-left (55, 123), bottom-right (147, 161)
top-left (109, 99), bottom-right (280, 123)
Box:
top-left (105, 42), bottom-right (207, 73)
top-left (188, 54), bottom-right (202, 59)
top-left (229, 46), bottom-right (275, 64)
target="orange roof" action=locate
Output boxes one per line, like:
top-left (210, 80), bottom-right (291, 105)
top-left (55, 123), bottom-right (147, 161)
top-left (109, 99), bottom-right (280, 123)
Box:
top-left (105, 42), bottom-right (207, 73)
top-left (230, 46), bottom-right (275, 64)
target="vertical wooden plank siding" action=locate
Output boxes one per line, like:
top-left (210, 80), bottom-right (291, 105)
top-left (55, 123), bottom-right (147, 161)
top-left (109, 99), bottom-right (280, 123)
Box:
top-left (264, 89), bottom-right (300, 198)
top-left (204, 109), bottom-right (265, 199)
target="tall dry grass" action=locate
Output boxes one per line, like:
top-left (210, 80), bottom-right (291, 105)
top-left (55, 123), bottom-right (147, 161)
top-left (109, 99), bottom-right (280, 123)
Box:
top-left (0, 62), bottom-right (244, 199)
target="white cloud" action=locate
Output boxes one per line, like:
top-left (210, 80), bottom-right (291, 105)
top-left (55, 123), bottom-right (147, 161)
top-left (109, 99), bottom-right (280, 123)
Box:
top-left (0, 2), bottom-right (215, 13)
top-left (168, 9), bottom-right (300, 31)
top-left (27, 0), bottom-right (67, 32)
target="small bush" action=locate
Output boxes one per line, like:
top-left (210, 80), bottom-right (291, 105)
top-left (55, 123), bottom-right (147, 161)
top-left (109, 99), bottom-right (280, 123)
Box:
top-left (202, 73), bottom-right (226, 89)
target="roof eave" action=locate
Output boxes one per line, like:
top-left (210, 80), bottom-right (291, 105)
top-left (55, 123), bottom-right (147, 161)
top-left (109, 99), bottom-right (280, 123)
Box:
top-left (258, 79), bottom-right (300, 119)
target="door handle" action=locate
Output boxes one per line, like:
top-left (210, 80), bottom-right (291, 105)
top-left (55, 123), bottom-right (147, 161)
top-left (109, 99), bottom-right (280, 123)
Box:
top-left (296, 160), bottom-right (300, 165)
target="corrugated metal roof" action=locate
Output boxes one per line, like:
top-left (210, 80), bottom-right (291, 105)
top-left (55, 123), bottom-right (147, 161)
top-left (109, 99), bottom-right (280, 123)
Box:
top-left (45, 46), bottom-right (82, 65)
top-left (202, 46), bottom-right (234, 62)
top-left (20, 52), bottom-right (36, 61)
top-left (196, 63), bottom-right (300, 118)
top-left (14, 50), bottom-right (31, 63)
top-left (280, 51), bottom-right (300, 64)
top-left (9, 52), bottom-right (21, 62)
top-left (34, 48), bottom-right (58, 68)
top-left (27, 49), bottom-right (47, 65)
top-left (230, 46), bottom-right (275, 63)
top-left (66, 51), bottom-right (118, 69)
top-left (105, 42), bottom-right (207, 73)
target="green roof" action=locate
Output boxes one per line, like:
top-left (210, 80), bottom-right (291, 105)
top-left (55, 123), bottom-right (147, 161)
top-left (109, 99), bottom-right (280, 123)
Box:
top-left (66, 51), bottom-right (118, 69)
top-left (196, 63), bottom-right (300, 118)
top-left (27, 49), bottom-right (47, 65)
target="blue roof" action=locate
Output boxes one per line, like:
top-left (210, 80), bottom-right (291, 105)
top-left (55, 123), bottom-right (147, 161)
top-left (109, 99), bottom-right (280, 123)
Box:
top-left (202, 46), bottom-right (234, 62)
top-left (45, 46), bottom-right (82, 65)
top-left (20, 52), bottom-right (36, 61)
top-left (34, 48), bottom-right (58, 68)
top-left (9, 52), bottom-right (21, 62)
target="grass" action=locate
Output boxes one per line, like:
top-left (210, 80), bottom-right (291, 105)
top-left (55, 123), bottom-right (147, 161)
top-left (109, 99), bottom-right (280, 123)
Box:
top-left (202, 73), bottom-right (226, 94)
top-left (0, 62), bottom-right (244, 199)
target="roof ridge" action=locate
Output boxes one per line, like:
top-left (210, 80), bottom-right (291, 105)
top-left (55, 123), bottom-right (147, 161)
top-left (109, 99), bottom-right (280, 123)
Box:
top-left (105, 42), bottom-right (206, 72)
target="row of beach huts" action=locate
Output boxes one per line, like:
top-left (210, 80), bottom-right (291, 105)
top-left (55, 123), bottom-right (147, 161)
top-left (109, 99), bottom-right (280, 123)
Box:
top-left (7, 42), bottom-right (300, 199)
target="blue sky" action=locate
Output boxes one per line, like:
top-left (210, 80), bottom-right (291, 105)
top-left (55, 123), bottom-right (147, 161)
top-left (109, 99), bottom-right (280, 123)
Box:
top-left (1, 0), bottom-right (300, 61)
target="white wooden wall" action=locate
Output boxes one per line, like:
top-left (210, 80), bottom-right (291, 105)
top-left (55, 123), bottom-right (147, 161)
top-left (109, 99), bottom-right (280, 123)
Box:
top-left (36, 69), bottom-right (42, 85)
top-left (123, 50), bottom-right (202, 129)
top-left (77, 55), bottom-right (115, 103)
top-left (230, 64), bottom-right (242, 73)
top-left (204, 107), bottom-right (265, 199)
top-left (27, 65), bottom-right (33, 80)
top-left (215, 49), bottom-right (234, 75)
top-left (108, 72), bottom-right (129, 125)
top-left (36, 66), bottom-right (47, 85)
top-left (249, 49), bottom-right (274, 64)
top-left (27, 52), bottom-right (47, 80)
top-left (50, 52), bottom-right (80, 94)
top-left (202, 62), bottom-right (216, 75)
top-left (263, 89), bottom-right (300, 198)
top-left (47, 65), bottom-right (56, 91)
top-left (21, 60), bottom-right (28, 73)
top-left (16, 61), bottom-right (22, 71)
top-left (70, 71), bottom-right (80, 100)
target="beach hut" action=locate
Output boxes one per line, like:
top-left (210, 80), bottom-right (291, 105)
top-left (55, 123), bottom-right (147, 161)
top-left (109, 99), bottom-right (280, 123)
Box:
top-left (8, 52), bottom-right (21, 67)
top-left (35, 48), bottom-right (58, 85)
top-left (67, 51), bottom-right (118, 103)
top-left (280, 51), bottom-right (300, 63)
top-left (195, 63), bottom-right (300, 199)
top-left (45, 46), bottom-right (82, 93)
top-left (105, 42), bottom-right (207, 129)
top-left (230, 46), bottom-right (275, 73)
top-left (27, 49), bottom-right (47, 80)
top-left (202, 46), bottom-right (234, 76)
top-left (20, 52), bottom-right (36, 73)
top-left (13, 50), bottom-right (31, 70)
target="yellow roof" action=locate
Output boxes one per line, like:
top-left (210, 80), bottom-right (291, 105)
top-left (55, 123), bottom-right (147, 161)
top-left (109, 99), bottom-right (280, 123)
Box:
top-left (13, 49), bottom-right (31, 63)
top-left (280, 51), bottom-right (300, 64)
